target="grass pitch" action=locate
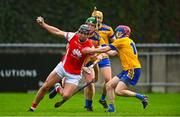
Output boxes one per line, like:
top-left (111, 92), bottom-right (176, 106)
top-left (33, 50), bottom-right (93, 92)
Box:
top-left (0, 92), bottom-right (180, 116)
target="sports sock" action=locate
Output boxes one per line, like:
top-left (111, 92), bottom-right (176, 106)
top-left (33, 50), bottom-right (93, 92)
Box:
top-left (85, 99), bottom-right (92, 107)
top-left (108, 104), bottom-right (115, 112)
top-left (55, 85), bottom-right (63, 94)
top-left (31, 103), bottom-right (37, 110)
top-left (55, 86), bottom-right (60, 93)
top-left (100, 94), bottom-right (106, 101)
top-left (135, 93), bottom-right (145, 100)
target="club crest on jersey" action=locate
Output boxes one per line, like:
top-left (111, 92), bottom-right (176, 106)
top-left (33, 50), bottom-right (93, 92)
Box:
top-left (72, 49), bottom-right (82, 58)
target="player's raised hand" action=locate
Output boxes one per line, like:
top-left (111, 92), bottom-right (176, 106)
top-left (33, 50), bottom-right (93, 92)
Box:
top-left (36, 16), bottom-right (44, 25)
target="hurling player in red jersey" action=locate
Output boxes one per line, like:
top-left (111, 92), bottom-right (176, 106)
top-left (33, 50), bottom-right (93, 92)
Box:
top-left (29, 16), bottom-right (95, 112)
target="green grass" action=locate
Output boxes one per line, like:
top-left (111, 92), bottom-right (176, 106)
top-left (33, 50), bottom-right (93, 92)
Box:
top-left (0, 92), bottom-right (180, 116)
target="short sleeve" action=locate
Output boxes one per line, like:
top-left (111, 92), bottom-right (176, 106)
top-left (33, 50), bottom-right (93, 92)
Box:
top-left (64, 32), bottom-right (76, 42)
top-left (109, 39), bottom-right (123, 51)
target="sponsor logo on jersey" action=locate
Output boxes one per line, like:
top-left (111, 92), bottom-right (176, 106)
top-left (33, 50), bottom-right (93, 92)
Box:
top-left (72, 49), bottom-right (82, 58)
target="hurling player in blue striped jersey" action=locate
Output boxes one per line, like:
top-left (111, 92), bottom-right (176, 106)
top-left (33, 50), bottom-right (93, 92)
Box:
top-left (91, 7), bottom-right (116, 110)
top-left (84, 25), bottom-right (148, 112)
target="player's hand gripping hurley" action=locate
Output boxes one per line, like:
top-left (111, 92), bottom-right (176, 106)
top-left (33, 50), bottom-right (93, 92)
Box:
top-left (82, 59), bottom-right (99, 74)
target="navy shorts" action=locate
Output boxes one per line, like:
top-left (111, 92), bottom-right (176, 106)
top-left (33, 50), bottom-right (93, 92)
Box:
top-left (117, 68), bottom-right (141, 86)
top-left (98, 58), bottom-right (111, 68)
top-left (85, 61), bottom-right (93, 67)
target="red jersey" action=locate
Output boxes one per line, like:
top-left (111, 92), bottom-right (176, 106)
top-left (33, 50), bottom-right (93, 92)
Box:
top-left (61, 32), bottom-right (93, 74)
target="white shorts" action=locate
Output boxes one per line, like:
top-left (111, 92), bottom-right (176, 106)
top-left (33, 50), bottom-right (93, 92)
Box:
top-left (53, 62), bottom-right (82, 86)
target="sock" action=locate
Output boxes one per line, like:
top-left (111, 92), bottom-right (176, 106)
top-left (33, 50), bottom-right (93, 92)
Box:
top-left (100, 94), bottom-right (106, 101)
top-left (135, 93), bottom-right (145, 100)
top-left (85, 99), bottom-right (92, 108)
top-left (55, 86), bottom-right (60, 93)
top-left (108, 104), bottom-right (115, 112)
top-left (31, 103), bottom-right (37, 110)
top-left (55, 85), bottom-right (63, 94)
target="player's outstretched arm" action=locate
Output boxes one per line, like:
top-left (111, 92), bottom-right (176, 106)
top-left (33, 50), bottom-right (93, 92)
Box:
top-left (83, 46), bottom-right (111, 54)
top-left (36, 16), bottom-right (65, 38)
top-left (106, 50), bottom-right (118, 56)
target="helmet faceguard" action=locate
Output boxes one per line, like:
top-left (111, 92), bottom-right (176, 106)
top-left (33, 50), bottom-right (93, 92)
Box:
top-left (91, 7), bottom-right (103, 23)
top-left (78, 24), bottom-right (90, 35)
top-left (115, 25), bottom-right (131, 38)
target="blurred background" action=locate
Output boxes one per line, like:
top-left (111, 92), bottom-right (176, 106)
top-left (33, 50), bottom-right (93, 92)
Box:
top-left (0, 0), bottom-right (180, 93)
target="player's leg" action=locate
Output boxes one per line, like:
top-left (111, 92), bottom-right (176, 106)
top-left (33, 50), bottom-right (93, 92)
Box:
top-left (98, 58), bottom-right (112, 108)
top-left (115, 81), bottom-right (148, 109)
top-left (99, 66), bottom-right (111, 108)
top-left (84, 83), bottom-right (95, 111)
top-left (49, 77), bottom-right (66, 99)
top-left (115, 68), bottom-right (148, 109)
top-left (61, 83), bottom-right (77, 100)
top-left (49, 63), bottom-right (66, 99)
top-left (105, 76), bottom-right (119, 112)
top-left (84, 64), bottom-right (98, 111)
top-left (29, 70), bottom-right (61, 111)
top-left (50, 62), bottom-right (83, 99)
top-left (53, 82), bottom-right (78, 108)
top-left (59, 68), bottom-right (83, 102)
